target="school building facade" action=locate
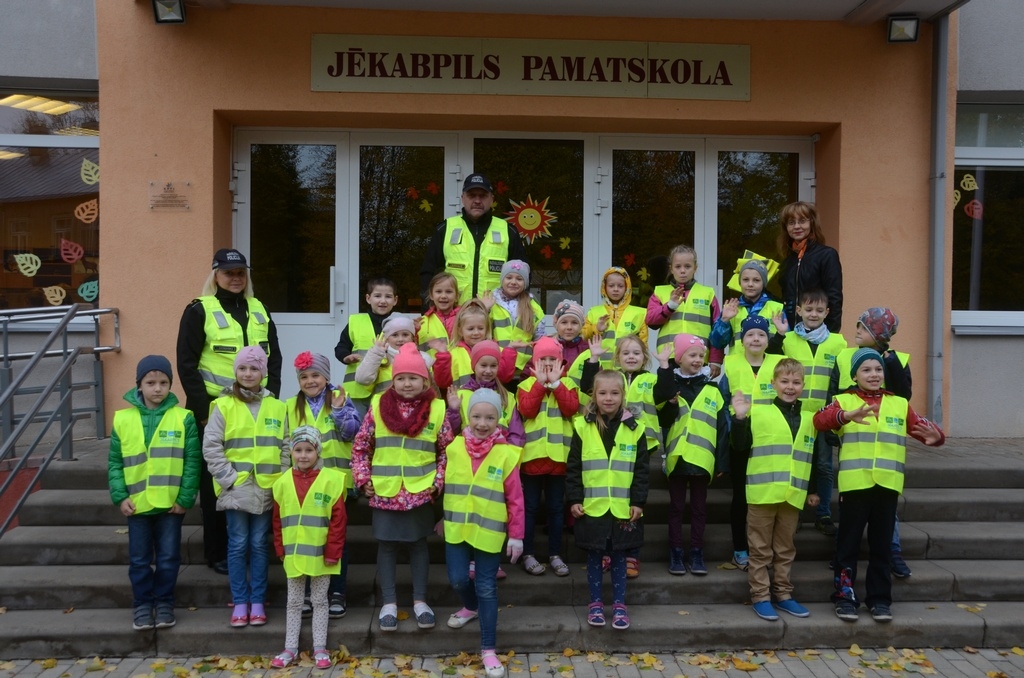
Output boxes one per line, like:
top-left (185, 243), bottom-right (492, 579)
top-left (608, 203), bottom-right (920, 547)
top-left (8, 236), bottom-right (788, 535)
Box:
top-left (1, 0), bottom-right (1020, 436)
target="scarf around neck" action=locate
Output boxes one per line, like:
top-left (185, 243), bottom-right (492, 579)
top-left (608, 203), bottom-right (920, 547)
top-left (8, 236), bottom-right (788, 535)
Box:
top-left (378, 388), bottom-right (435, 437)
top-left (794, 321), bottom-right (831, 345)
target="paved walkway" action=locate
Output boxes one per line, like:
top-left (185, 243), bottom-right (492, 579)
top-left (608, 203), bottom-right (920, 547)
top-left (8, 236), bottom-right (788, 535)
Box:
top-left (2, 647), bottom-right (1023, 678)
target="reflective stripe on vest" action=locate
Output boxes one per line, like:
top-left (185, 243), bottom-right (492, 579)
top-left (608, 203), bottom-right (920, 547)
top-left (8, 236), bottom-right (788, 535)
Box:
top-left (585, 305), bottom-right (646, 365)
top-left (370, 397), bottom-right (445, 497)
top-left (114, 407), bottom-right (189, 513)
top-left (625, 372), bottom-right (662, 452)
top-left (745, 405), bottom-right (816, 509)
top-left (197, 296), bottom-right (271, 398)
top-left (664, 384), bottom-right (721, 476)
top-left (723, 353), bottom-right (782, 413)
top-left (565, 352), bottom-right (592, 409)
top-left (490, 299), bottom-right (544, 371)
top-left (341, 314), bottom-right (376, 400)
top-left (458, 388), bottom-right (516, 429)
top-left (652, 283), bottom-right (714, 359)
top-left (215, 396), bottom-right (285, 495)
top-left (835, 393), bottom-right (908, 494)
top-left (450, 346), bottom-right (474, 388)
top-left (443, 438), bottom-right (519, 552)
top-left (285, 392), bottom-right (353, 493)
top-left (418, 314), bottom-right (450, 355)
top-left (782, 332), bottom-right (848, 412)
top-left (836, 348), bottom-right (910, 392)
top-left (728, 301), bottom-right (785, 351)
top-left (574, 417), bottom-right (642, 520)
top-left (442, 215), bottom-right (510, 304)
top-left (519, 376), bottom-right (577, 464)
top-left (272, 468), bottom-right (345, 578)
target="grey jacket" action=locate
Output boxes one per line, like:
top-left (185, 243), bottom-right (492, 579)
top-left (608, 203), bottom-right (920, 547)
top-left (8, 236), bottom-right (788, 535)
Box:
top-left (202, 388), bottom-right (287, 514)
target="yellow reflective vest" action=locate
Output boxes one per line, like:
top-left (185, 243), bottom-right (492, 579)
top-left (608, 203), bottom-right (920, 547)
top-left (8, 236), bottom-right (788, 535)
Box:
top-left (574, 416), bottom-right (643, 520)
top-left (664, 384), bottom-right (722, 477)
top-left (215, 395), bottom-right (286, 496)
top-left (371, 397), bottom-right (446, 497)
top-left (723, 353), bottom-right (782, 415)
top-left (782, 332), bottom-right (848, 412)
top-left (727, 300), bottom-right (785, 351)
top-left (745, 405), bottom-right (816, 509)
top-left (564, 352), bottom-right (592, 409)
top-left (113, 407), bottom-right (189, 513)
top-left (442, 215), bottom-right (511, 304)
top-left (585, 305), bottom-right (646, 367)
top-left (285, 391), bottom-right (353, 493)
top-left (834, 393), bottom-right (909, 494)
top-left (457, 388), bottom-right (517, 430)
top-left (341, 314), bottom-right (375, 400)
top-left (197, 296), bottom-right (271, 397)
top-left (625, 372), bottom-right (662, 453)
top-left (652, 283), bottom-right (715, 359)
top-left (417, 313), bottom-right (450, 357)
top-left (518, 376), bottom-right (578, 464)
top-left (443, 437), bottom-right (519, 553)
top-left (272, 468), bottom-right (346, 578)
top-left (490, 298), bottom-right (544, 372)
top-left (835, 347), bottom-right (910, 392)
top-left (449, 346), bottom-right (474, 388)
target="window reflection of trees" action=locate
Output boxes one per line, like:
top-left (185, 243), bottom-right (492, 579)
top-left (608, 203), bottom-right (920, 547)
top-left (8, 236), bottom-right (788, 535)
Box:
top-left (250, 144), bottom-right (335, 314)
top-left (716, 151), bottom-right (798, 300)
top-left (359, 145), bottom-right (443, 313)
top-left (474, 139), bottom-right (584, 313)
top-left (612, 150), bottom-right (696, 307)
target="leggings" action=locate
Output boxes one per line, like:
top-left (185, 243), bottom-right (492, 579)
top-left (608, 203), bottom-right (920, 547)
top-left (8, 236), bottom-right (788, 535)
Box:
top-left (377, 538), bottom-right (430, 605)
top-left (587, 549), bottom-right (627, 605)
top-left (285, 575), bottom-right (329, 651)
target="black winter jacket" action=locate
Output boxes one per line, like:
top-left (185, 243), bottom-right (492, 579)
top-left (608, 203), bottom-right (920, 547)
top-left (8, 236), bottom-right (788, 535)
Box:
top-left (779, 239), bottom-right (844, 332)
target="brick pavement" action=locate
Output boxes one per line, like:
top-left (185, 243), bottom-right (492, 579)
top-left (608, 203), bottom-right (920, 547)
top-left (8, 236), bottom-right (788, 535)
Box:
top-left (2, 647), bottom-right (1023, 678)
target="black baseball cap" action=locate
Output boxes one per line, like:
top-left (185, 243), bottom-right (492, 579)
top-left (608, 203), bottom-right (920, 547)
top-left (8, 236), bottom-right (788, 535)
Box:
top-left (212, 248), bottom-right (249, 270)
top-left (462, 174), bottom-right (494, 194)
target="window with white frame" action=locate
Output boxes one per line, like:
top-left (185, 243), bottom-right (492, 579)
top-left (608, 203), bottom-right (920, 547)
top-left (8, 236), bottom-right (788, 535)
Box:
top-left (952, 104), bottom-right (1024, 331)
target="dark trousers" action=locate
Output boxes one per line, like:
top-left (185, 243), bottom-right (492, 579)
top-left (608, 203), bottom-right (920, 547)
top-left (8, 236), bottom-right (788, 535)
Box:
top-left (197, 419), bottom-right (227, 564)
top-left (667, 473), bottom-right (709, 550)
top-left (521, 472), bottom-right (565, 557)
top-left (831, 485), bottom-right (899, 609)
top-left (729, 446), bottom-right (748, 551)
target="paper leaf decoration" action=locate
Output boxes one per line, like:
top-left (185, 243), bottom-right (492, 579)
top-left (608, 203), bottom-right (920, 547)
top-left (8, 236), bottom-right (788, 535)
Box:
top-left (14, 253), bottom-right (41, 277)
top-left (964, 199), bottom-right (983, 219)
top-left (960, 174), bottom-right (977, 191)
top-left (559, 236), bottom-right (571, 250)
top-left (540, 245), bottom-right (553, 260)
top-left (560, 257), bottom-right (572, 271)
top-left (636, 267), bottom-right (649, 281)
top-left (78, 280), bottom-right (99, 302)
top-left (61, 238), bottom-right (84, 264)
top-left (80, 159), bottom-right (100, 185)
top-left (74, 199), bottom-right (98, 224)
top-left (43, 286), bottom-right (67, 306)
top-left (406, 187), bottom-right (419, 200)
top-left (418, 199), bottom-right (433, 212)
top-left (495, 180), bottom-right (509, 195)
top-left (425, 181), bottom-right (440, 195)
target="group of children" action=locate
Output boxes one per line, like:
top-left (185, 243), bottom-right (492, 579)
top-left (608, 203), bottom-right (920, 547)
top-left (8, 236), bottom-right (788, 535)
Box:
top-left (108, 244), bottom-right (944, 673)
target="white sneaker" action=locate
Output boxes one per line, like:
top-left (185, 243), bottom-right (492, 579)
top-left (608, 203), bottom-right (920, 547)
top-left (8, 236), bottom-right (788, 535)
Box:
top-left (447, 608), bottom-right (479, 629)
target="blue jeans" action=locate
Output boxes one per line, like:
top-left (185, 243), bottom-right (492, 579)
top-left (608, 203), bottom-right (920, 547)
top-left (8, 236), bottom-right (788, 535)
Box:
top-left (225, 509), bottom-right (271, 605)
top-left (446, 542), bottom-right (500, 650)
top-left (521, 473), bottom-right (565, 557)
top-left (891, 514), bottom-right (902, 552)
top-left (127, 511), bottom-right (184, 609)
top-left (815, 436), bottom-right (834, 519)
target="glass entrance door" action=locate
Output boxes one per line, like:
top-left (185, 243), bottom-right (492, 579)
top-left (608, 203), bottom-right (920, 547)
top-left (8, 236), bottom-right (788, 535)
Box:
top-left (234, 131), bottom-right (456, 400)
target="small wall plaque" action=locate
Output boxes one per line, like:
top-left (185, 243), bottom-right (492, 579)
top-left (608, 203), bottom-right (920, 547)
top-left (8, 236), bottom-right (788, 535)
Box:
top-left (149, 181), bottom-right (192, 211)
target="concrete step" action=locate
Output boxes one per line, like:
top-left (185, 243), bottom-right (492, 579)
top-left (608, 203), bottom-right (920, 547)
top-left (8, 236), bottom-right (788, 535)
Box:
top-left (18, 485), bottom-right (1024, 532)
top-left (7, 558), bottom-right (1024, 612)
top-left (0, 600), bottom-right (1021, 659)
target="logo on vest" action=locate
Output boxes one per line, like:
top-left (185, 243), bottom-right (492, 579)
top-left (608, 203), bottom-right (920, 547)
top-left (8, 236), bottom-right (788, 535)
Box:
top-left (623, 322), bottom-right (636, 331)
top-left (703, 396), bottom-right (718, 408)
top-left (264, 417), bottom-right (282, 430)
top-left (158, 430), bottom-right (183, 439)
top-left (884, 416), bottom-right (905, 428)
top-left (313, 491), bottom-right (333, 507)
top-left (803, 434), bottom-right (815, 446)
top-left (618, 443), bottom-right (636, 458)
top-left (636, 381), bottom-right (652, 392)
top-left (488, 259), bottom-right (504, 273)
top-left (426, 422), bottom-right (436, 433)
top-left (486, 465), bottom-right (504, 482)
top-left (825, 353), bottom-right (837, 364)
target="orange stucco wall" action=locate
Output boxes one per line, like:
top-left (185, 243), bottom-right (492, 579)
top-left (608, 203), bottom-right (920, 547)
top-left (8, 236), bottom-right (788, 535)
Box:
top-left (96, 3), bottom-right (951, 424)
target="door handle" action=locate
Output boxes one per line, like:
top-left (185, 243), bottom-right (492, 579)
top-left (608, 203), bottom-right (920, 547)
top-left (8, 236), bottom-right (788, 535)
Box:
top-left (330, 267), bottom-right (346, 318)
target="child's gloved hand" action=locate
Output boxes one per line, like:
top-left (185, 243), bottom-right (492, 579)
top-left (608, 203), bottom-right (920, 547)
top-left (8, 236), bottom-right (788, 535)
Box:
top-left (506, 538), bottom-right (523, 563)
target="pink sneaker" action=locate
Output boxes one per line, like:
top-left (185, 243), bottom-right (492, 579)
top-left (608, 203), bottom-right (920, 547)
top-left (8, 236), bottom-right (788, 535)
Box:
top-left (313, 649), bottom-right (332, 669)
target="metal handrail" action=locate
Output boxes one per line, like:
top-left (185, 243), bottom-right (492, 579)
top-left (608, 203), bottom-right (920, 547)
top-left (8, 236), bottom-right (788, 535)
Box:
top-left (0, 304), bottom-right (121, 536)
